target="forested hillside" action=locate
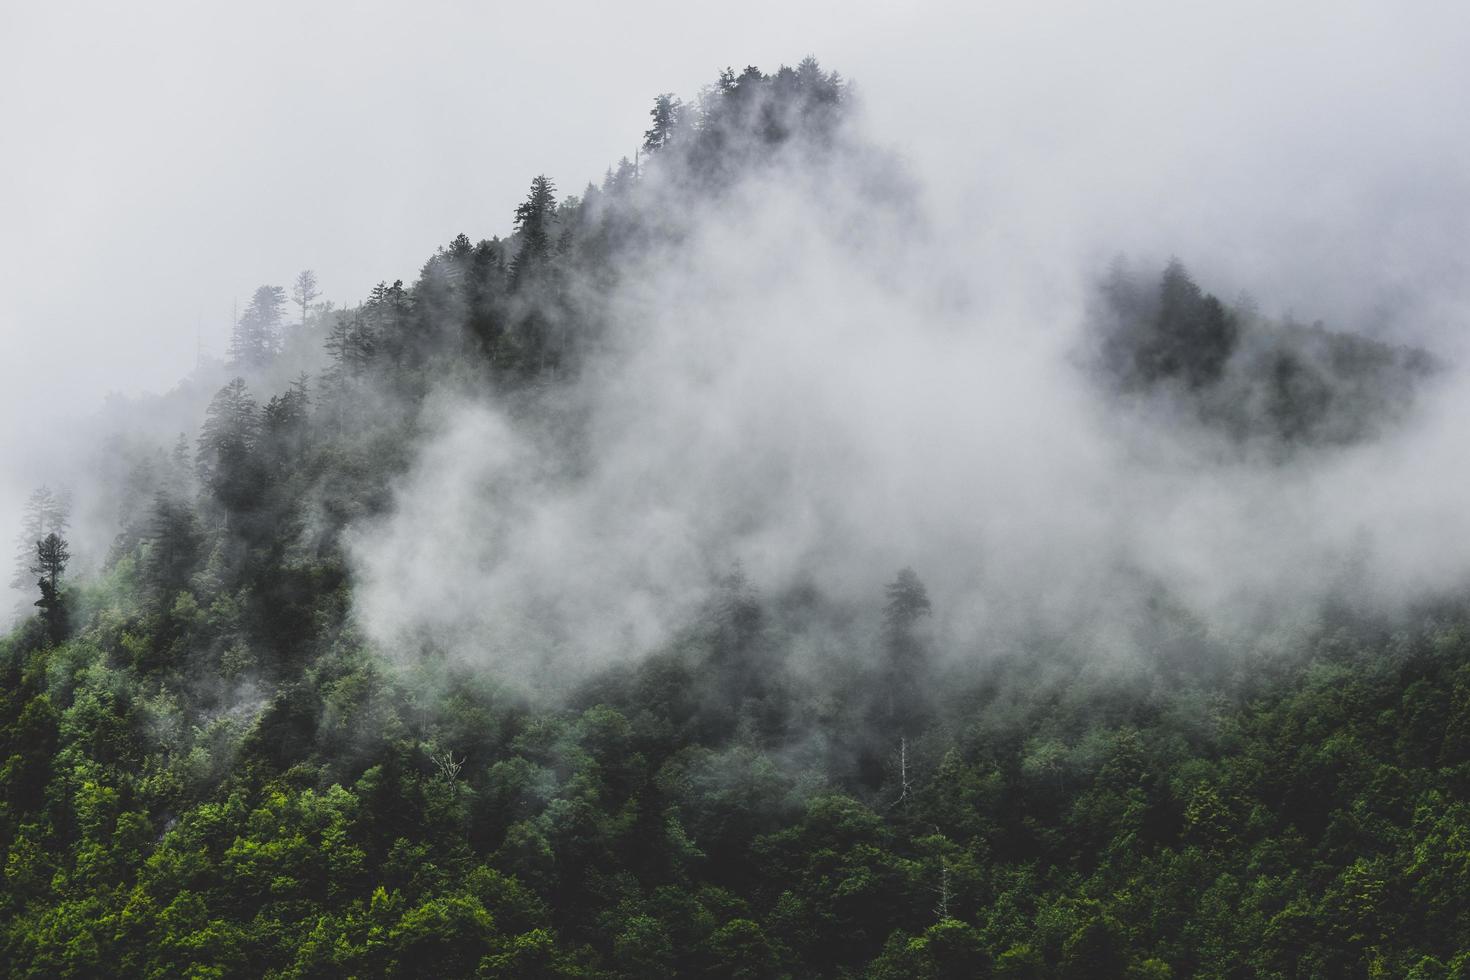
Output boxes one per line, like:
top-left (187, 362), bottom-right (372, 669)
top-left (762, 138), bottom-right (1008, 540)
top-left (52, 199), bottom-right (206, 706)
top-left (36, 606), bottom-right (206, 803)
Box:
top-left (3, 60), bottom-right (1469, 979)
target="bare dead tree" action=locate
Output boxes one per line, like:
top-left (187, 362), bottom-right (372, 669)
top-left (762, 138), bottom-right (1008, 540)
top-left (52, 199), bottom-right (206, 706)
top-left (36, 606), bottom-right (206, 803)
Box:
top-left (292, 269), bottom-right (321, 327)
top-left (431, 749), bottom-right (464, 782)
top-left (932, 861), bottom-right (952, 920)
top-left (890, 736), bottom-right (913, 808)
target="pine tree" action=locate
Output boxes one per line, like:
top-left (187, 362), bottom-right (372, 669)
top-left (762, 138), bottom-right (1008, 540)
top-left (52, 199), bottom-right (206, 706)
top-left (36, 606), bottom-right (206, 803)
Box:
top-left (11, 486), bottom-right (70, 590)
top-left (32, 531), bottom-right (70, 642)
top-left (261, 375), bottom-right (311, 474)
top-left (197, 378), bottom-right (262, 511)
top-left (884, 567), bottom-right (932, 643)
top-left (447, 233), bottom-right (473, 262)
top-left (510, 176), bottom-right (557, 289)
top-left (323, 308), bottom-right (378, 391)
top-left (34, 532), bottom-right (69, 587)
top-left (713, 561), bottom-right (762, 661)
top-left (643, 94), bottom-right (684, 152)
top-left (11, 487), bottom-right (48, 590)
top-left (229, 284), bottom-right (287, 368)
top-left (1146, 259), bottom-right (1237, 388)
top-left (881, 567), bottom-right (933, 733)
top-left (168, 434), bottom-right (194, 497)
top-left (145, 491), bottom-right (201, 597)
top-left (601, 157), bottom-right (638, 197)
top-left (323, 313), bottom-right (353, 382)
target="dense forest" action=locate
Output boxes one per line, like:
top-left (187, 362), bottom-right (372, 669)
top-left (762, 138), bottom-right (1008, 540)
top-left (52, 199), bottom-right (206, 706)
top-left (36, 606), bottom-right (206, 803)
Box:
top-left (3, 59), bottom-right (1469, 979)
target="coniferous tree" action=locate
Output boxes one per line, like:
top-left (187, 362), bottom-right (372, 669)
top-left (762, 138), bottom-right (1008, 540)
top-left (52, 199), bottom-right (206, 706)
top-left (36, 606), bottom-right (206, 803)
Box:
top-left (643, 94), bottom-right (684, 152)
top-left (601, 157), bottom-right (639, 197)
top-left (11, 487), bottom-right (49, 590)
top-left (114, 452), bottom-right (164, 547)
top-left (1132, 260), bottom-right (1237, 388)
top-left (291, 270), bottom-right (320, 327)
top-left (413, 247), bottom-right (468, 349)
top-left (50, 485), bottom-right (72, 538)
top-left (510, 176), bottom-right (557, 289)
top-left (1098, 258), bottom-right (1239, 393)
top-left (322, 312), bottom-right (354, 386)
top-left (1154, 259), bottom-right (1237, 388)
top-left (323, 309), bottom-right (378, 392)
top-left (884, 567), bottom-right (932, 644)
top-left (168, 434), bottom-right (193, 496)
top-left (364, 280), bottom-right (412, 364)
top-left (793, 56), bottom-right (844, 133)
top-left (794, 55), bottom-right (828, 93)
top-left (144, 492), bottom-right (201, 597)
top-left (505, 176), bottom-right (562, 373)
top-left (31, 532), bottom-right (68, 591)
top-left (881, 567), bottom-right (932, 733)
top-left (32, 532), bottom-right (69, 642)
top-left (230, 285), bottom-right (287, 368)
top-left (11, 485), bottom-right (70, 590)
top-left (714, 562), bottom-right (762, 656)
top-left (465, 238), bottom-right (508, 351)
top-left (197, 377), bottom-right (262, 511)
top-left (261, 375), bottom-right (311, 475)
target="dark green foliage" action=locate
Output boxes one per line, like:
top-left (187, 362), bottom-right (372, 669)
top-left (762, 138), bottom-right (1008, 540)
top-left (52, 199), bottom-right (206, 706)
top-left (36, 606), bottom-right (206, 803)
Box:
top-left (197, 377), bottom-right (262, 511)
top-left (1095, 257), bottom-right (1434, 446)
top-left (32, 531), bottom-right (68, 590)
top-left (11, 527), bottom-right (1470, 976)
top-left (260, 376), bottom-right (312, 475)
top-left (31, 532), bottom-right (69, 644)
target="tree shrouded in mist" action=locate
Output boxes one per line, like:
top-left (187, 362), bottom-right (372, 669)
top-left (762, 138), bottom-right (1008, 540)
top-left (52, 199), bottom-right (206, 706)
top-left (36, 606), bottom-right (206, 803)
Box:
top-left (196, 376), bottom-right (262, 514)
top-left (1150, 258), bottom-right (1237, 388)
top-left (1095, 256), bottom-right (1430, 445)
top-left (291, 269), bottom-right (320, 327)
top-left (10, 485), bottom-right (69, 591)
top-left (643, 93), bottom-right (684, 152)
top-left (229, 284), bottom-right (287, 368)
top-left (884, 566), bottom-right (932, 636)
top-left (510, 175), bottom-right (557, 290)
top-left (144, 491), bottom-right (200, 598)
top-left (879, 567), bottom-right (933, 733)
top-left (323, 310), bottom-right (377, 388)
top-left (1103, 258), bottom-right (1237, 390)
top-left (260, 375), bottom-right (311, 476)
top-left (32, 532), bottom-right (68, 590)
top-left (31, 531), bottom-right (69, 642)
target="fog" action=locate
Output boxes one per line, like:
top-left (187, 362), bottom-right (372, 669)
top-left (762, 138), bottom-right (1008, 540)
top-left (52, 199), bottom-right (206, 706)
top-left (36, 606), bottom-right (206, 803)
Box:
top-left (5, 1), bottom-right (1470, 662)
top-left (347, 124), bottom-right (1470, 681)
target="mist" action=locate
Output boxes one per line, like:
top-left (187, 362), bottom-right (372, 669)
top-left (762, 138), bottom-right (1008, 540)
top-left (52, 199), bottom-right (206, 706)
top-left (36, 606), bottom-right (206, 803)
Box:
top-left (347, 92), bottom-right (1470, 688)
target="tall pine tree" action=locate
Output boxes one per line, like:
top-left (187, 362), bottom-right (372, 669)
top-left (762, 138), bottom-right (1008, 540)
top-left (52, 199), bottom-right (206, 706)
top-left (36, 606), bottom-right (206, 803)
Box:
top-left (510, 175), bottom-right (557, 290)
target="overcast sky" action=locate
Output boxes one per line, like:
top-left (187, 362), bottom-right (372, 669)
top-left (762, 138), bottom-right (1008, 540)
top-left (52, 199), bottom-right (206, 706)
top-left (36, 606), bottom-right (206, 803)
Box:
top-left (2, 0), bottom-right (1469, 534)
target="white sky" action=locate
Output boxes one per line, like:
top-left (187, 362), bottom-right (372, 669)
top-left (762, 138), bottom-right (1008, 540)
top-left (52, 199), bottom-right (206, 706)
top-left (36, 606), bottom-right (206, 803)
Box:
top-left (2, 0), bottom-right (1469, 535)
